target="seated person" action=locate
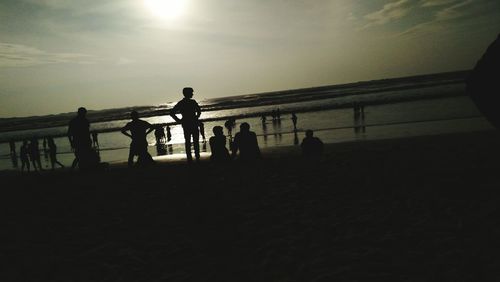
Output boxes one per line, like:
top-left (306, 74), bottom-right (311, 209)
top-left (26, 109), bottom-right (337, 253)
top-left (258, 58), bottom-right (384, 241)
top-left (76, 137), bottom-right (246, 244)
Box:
top-left (231, 122), bottom-right (261, 161)
top-left (301, 130), bottom-right (323, 157)
top-left (209, 126), bottom-right (231, 162)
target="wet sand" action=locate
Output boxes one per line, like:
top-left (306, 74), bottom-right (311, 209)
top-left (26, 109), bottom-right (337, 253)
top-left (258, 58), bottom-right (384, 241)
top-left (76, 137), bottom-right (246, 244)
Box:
top-left (1, 130), bottom-right (500, 281)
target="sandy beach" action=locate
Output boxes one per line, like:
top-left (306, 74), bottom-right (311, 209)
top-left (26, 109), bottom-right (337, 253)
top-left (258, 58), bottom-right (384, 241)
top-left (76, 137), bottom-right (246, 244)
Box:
top-left (1, 130), bottom-right (500, 281)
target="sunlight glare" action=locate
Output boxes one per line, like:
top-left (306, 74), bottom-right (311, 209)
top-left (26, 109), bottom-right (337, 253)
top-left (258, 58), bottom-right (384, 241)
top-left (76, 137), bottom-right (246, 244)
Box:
top-left (144, 0), bottom-right (187, 20)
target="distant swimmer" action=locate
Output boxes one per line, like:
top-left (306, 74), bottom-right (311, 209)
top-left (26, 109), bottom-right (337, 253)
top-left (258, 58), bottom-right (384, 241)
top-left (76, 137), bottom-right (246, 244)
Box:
top-left (231, 122), bottom-right (261, 161)
top-left (121, 110), bottom-right (155, 167)
top-left (170, 87), bottom-right (202, 163)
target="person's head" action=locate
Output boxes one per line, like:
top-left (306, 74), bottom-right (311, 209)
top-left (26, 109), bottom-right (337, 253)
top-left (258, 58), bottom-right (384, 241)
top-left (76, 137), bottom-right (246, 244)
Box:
top-left (212, 126), bottom-right (224, 136)
top-left (77, 107), bottom-right (87, 117)
top-left (305, 129), bottom-right (314, 138)
top-left (131, 110), bottom-right (139, 120)
top-left (183, 87), bottom-right (194, 98)
top-left (240, 122), bottom-right (250, 132)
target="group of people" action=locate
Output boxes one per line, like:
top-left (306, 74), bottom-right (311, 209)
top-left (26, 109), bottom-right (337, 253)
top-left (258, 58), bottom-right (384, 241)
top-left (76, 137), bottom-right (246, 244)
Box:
top-left (14, 136), bottom-right (64, 172)
top-left (116, 87), bottom-right (323, 167)
top-left (16, 87), bottom-right (323, 171)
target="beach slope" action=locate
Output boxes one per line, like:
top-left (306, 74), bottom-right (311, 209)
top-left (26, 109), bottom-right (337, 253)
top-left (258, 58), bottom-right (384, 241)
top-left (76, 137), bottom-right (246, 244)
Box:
top-left (1, 130), bottom-right (500, 281)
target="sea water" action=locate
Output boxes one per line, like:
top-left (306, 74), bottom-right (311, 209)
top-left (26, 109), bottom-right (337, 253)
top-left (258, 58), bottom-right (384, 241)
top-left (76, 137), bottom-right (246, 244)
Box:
top-left (0, 90), bottom-right (494, 171)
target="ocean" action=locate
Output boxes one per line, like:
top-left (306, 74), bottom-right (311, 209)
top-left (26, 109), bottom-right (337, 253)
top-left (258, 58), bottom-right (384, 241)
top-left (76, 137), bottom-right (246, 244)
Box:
top-left (0, 71), bottom-right (494, 171)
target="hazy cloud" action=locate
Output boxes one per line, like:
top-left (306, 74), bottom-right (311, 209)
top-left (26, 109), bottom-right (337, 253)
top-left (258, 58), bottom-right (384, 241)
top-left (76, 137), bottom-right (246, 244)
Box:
top-left (116, 57), bottom-right (134, 65)
top-left (400, 0), bottom-right (473, 36)
top-left (363, 0), bottom-right (414, 28)
top-left (420, 0), bottom-right (457, 7)
top-left (0, 43), bottom-right (95, 67)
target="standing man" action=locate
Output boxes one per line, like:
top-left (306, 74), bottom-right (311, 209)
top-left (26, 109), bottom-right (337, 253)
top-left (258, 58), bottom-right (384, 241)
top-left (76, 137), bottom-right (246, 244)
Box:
top-left (291, 112), bottom-right (298, 131)
top-left (121, 110), bottom-right (155, 167)
top-left (170, 87), bottom-right (202, 163)
top-left (68, 107), bottom-right (94, 170)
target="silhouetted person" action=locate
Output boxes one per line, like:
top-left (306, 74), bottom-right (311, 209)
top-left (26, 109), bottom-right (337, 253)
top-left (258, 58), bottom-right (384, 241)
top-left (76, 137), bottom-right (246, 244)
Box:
top-left (294, 130), bottom-right (299, 146)
top-left (271, 110), bottom-right (276, 121)
top-left (170, 87), bottom-right (202, 163)
top-left (301, 130), bottom-right (324, 157)
top-left (154, 125), bottom-right (166, 145)
top-left (199, 121), bottom-right (206, 141)
top-left (291, 113), bottom-right (298, 131)
top-left (47, 137), bottom-right (64, 170)
top-left (467, 33), bottom-right (500, 129)
top-left (9, 140), bottom-right (16, 154)
top-left (20, 140), bottom-right (30, 173)
top-left (261, 115), bottom-right (266, 124)
top-left (10, 151), bottom-right (18, 168)
top-left (91, 132), bottom-right (99, 149)
top-left (42, 137), bottom-right (47, 151)
top-left (231, 122), bottom-right (261, 161)
top-left (9, 140), bottom-right (18, 168)
top-left (68, 107), bottom-right (98, 170)
top-left (209, 126), bottom-right (231, 162)
top-left (166, 125), bottom-right (172, 142)
top-left (276, 108), bottom-right (281, 120)
top-left (121, 110), bottom-right (155, 167)
top-left (29, 138), bottom-right (43, 171)
top-left (224, 118), bottom-right (236, 137)
top-left (156, 143), bottom-right (167, 156)
top-left (42, 137), bottom-right (49, 163)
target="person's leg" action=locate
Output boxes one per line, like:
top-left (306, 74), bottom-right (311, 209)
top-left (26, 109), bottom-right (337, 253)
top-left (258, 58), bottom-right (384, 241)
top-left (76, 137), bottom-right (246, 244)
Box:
top-left (37, 157), bottom-right (44, 170)
top-left (128, 148), bottom-right (135, 167)
top-left (183, 128), bottom-right (193, 161)
top-left (192, 128), bottom-right (200, 160)
top-left (31, 159), bottom-right (38, 171)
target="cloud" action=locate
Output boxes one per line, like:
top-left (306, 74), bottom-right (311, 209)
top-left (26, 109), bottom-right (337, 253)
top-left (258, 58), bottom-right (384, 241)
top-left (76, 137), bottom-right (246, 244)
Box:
top-left (363, 0), bottom-right (414, 28)
top-left (435, 0), bottom-right (471, 20)
top-left (420, 0), bottom-right (457, 7)
top-left (117, 57), bottom-right (134, 65)
top-left (399, 0), bottom-right (473, 36)
top-left (0, 43), bottom-right (95, 67)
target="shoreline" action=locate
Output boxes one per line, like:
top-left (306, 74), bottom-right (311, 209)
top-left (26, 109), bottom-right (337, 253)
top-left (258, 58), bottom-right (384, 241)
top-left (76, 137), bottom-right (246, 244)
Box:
top-left (2, 129), bottom-right (497, 174)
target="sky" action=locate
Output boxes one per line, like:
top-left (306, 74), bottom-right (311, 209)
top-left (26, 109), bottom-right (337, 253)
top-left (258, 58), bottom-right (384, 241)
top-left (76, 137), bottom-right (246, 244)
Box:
top-left (0, 0), bottom-right (499, 118)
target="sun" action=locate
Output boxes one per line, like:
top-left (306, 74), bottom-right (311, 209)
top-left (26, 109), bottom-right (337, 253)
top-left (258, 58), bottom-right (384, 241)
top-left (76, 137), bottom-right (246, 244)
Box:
top-left (144, 0), bottom-right (187, 20)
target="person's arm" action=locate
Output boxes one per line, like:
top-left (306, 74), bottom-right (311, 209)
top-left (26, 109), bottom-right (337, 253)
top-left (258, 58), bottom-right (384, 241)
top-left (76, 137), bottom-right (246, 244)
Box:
top-left (121, 124), bottom-right (132, 138)
top-left (231, 134), bottom-right (239, 159)
top-left (252, 132), bottom-right (261, 156)
top-left (67, 124), bottom-right (74, 149)
top-left (195, 101), bottom-right (201, 119)
top-left (146, 122), bottom-right (154, 135)
top-left (170, 103), bottom-right (181, 123)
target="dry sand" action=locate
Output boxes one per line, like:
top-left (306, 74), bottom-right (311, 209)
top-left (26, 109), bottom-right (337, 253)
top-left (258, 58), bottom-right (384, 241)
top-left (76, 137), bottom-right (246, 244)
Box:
top-left (1, 130), bottom-right (500, 281)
